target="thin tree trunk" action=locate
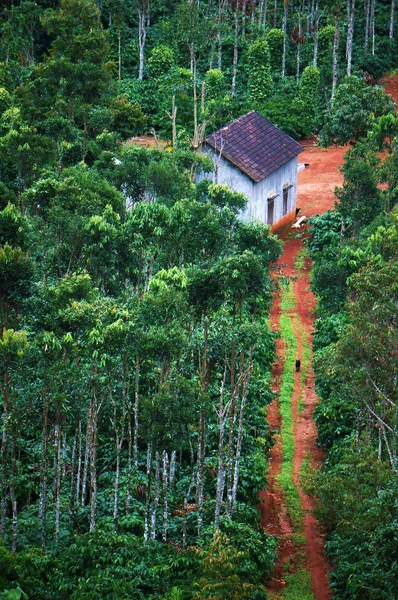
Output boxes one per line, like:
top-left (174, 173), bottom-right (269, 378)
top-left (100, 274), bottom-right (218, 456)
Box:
top-left (0, 366), bottom-right (10, 539)
top-left (133, 358), bottom-right (140, 468)
top-left (370, 0), bottom-right (376, 55)
top-left (54, 422), bottom-right (61, 545)
top-left (296, 12), bottom-right (302, 81)
top-left (144, 443), bottom-right (152, 545)
top-left (76, 420), bottom-right (82, 505)
top-left (81, 403), bottom-right (92, 506)
top-left (169, 450), bottom-right (177, 489)
top-left (10, 398), bottom-right (17, 552)
top-left (242, 0), bottom-right (247, 38)
top-left (150, 451), bottom-right (160, 540)
top-left (332, 11), bottom-right (340, 97)
top-left (196, 315), bottom-right (209, 538)
top-left (390, 0), bottom-right (395, 38)
top-left (39, 390), bottom-right (49, 553)
top-left (214, 369), bottom-right (227, 530)
top-left (196, 406), bottom-right (207, 537)
top-left (365, 0), bottom-right (371, 49)
top-left (274, 0), bottom-right (278, 25)
top-left (347, 0), bottom-right (355, 75)
top-left (313, 1), bottom-right (319, 66)
top-left (230, 363), bottom-right (252, 512)
top-left (231, 1), bottom-right (240, 96)
top-left (118, 28), bottom-right (122, 81)
top-left (162, 451), bottom-right (168, 542)
top-left (282, 1), bottom-right (289, 78)
top-left (89, 394), bottom-right (98, 533)
top-left (126, 413), bottom-right (132, 512)
top-left (69, 424), bottom-right (78, 527)
top-left (138, 3), bottom-right (149, 80)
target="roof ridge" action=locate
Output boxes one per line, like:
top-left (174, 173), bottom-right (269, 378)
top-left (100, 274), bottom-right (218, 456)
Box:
top-left (205, 111), bottom-right (303, 182)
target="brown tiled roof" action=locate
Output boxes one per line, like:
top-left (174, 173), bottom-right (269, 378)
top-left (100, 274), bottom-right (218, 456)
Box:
top-left (205, 111), bottom-right (304, 183)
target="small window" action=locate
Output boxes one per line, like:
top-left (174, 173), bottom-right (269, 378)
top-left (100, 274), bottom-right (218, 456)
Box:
top-left (283, 184), bottom-right (293, 216)
top-left (267, 198), bottom-right (274, 226)
top-left (283, 188), bottom-right (288, 215)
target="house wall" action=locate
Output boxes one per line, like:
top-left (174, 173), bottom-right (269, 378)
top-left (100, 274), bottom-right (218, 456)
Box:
top-left (198, 144), bottom-right (298, 229)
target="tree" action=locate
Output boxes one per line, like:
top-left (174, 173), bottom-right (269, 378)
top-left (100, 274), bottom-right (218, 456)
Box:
top-left (247, 39), bottom-right (273, 108)
top-left (319, 75), bottom-right (396, 146)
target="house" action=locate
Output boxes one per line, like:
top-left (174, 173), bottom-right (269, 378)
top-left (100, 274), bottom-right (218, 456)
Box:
top-left (200, 111), bottom-right (304, 231)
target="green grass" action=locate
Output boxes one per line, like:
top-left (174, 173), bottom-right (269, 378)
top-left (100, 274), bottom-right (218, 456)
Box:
top-left (280, 568), bottom-right (314, 600)
top-left (297, 322), bottom-right (311, 415)
top-left (279, 278), bottom-right (296, 311)
top-left (276, 312), bottom-right (302, 534)
top-left (271, 282), bottom-right (315, 600)
top-left (294, 246), bottom-right (308, 274)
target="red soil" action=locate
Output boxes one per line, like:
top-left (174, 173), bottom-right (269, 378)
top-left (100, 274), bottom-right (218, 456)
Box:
top-left (260, 145), bottom-right (347, 597)
top-left (260, 72), bottom-right (398, 599)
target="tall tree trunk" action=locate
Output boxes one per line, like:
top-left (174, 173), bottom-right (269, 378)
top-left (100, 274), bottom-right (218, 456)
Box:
top-left (364, 0), bottom-right (371, 49)
top-left (138, 3), bottom-right (149, 80)
top-left (231, 1), bottom-right (240, 95)
top-left (81, 403), bottom-right (92, 506)
top-left (259, 0), bottom-right (269, 26)
top-left (390, 0), bottom-right (395, 38)
top-left (89, 394), bottom-right (98, 533)
top-left (242, 0), bottom-right (247, 38)
top-left (230, 363), bottom-right (252, 512)
top-left (370, 0), bottom-right (376, 55)
top-left (296, 12), bottom-right (302, 81)
top-left (39, 390), bottom-right (49, 553)
top-left (133, 358), bottom-right (140, 469)
top-left (118, 28), bottom-right (122, 81)
top-left (54, 422), bottom-right (61, 546)
top-left (274, 0), bottom-right (278, 25)
top-left (282, 0), bottom-right (289, 78)
top-left (196, 408), bottom-right (206, 537)
top-left (69, 424), bottom-right (78, 528)
top-left (196, 314), bottom-right (209, 538)
top-left (76, 420), bottom-right (82, 506)
top-left (313, 1), bottom-right (319, 66)
top-left (10, 393), bottom-right (17, 552)
top-left (144, 443), bottom-right (152, 545)
top-left (214, 369), bottom-right (227, 530)
top-left (0, 365), bottom-right (10, 539)
top-left (332, 10), bottom-right (340, 98)
top-left (192, 47), bottom-right (200, 148)
top-left (169, 450), bottom-right (176, 489)
top-left (150, 451), bottom-right (160, 540)
top-left (161, 451), bottom-right (168, 542)
top-left (346, 0), bottom-right (355, 74)
top-left (126, 412), bottom-right (133, 513)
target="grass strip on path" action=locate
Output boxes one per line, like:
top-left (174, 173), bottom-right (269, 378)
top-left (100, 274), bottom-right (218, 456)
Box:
top-left (272, 277), bottom-right (315, 600)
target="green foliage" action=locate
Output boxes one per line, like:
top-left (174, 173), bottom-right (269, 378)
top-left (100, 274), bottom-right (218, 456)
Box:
top-left (319, 76), bottom-right (396, 146)
top-left (247, 39), bottom-right (273, 108)
top-left (148, 45), bottom-right (174, 78)
top-left (193, 531), bottom-right (267, 600)
top-left (314, 441), bottom-right (398, 599)
top-left (265, 29), bottom-right (284, 72)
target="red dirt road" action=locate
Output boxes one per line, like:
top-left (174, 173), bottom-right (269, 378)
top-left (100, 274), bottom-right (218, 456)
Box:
top-left (261, 71), bottom-right (398, 600)
top-left (261, 145), bottom-right (346, 598)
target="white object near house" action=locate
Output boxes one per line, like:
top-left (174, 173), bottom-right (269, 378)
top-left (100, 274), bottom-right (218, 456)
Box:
top-left (199, 111), bottom-right (304, 231)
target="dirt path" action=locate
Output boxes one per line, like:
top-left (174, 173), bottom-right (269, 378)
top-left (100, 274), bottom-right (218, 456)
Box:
top-left (260, 146), bottom-right (345, 598)
top-left (260, 71), bottom-right (398, 599)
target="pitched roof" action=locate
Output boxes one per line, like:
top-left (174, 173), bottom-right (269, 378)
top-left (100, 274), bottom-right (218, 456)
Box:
top-left (205, 111), bottom-right (304, 183)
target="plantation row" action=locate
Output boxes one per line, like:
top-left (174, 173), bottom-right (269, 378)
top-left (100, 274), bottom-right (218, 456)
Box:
top-left (308, 118), bottom-right (398, 598)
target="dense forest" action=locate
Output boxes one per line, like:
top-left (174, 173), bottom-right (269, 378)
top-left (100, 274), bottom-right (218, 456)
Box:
top-left (0, 0), bottom-right (397, 598)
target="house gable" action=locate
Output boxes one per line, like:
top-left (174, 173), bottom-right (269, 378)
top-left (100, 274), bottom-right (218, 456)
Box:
top-left (205, 111), bottom-right (303, 183)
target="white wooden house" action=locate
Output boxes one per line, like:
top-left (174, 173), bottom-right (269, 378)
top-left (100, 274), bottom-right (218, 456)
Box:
top-left (199, 111), bottom-right (304, 231)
